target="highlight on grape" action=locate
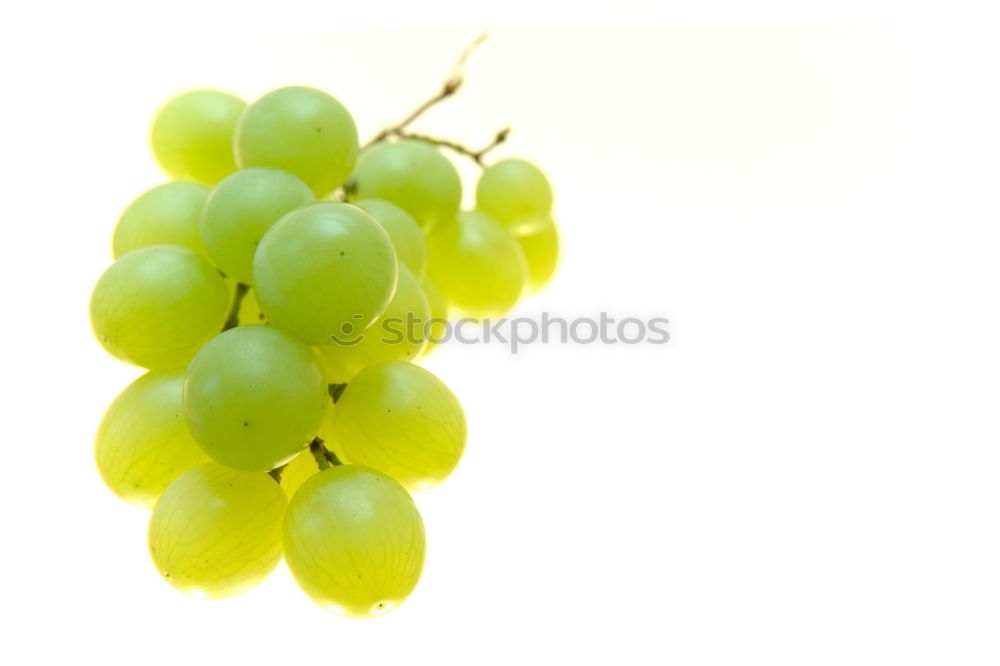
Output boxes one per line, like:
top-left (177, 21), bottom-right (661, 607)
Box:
top-left (89, 34), bottom-right (560, 617)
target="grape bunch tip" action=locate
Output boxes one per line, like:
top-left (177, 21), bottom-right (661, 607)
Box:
top-left (91, 35), bottom-right (560, 617)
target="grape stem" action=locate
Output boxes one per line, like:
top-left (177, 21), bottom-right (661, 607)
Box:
top-left (267, 465), bottom-right (286, 483)
top-left (395, 126), bottom-right (510, 166)
top-left (309, 437), bottom-right (343, 471)
top-left (328, 382), bottom-right (347, 403)
top-left (222, 282), bottom-right (249, 331)
top-left (362, 32), bottom-right (489, 149)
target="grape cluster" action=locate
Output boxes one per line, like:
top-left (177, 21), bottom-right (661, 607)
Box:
top-left (91, 81), bottom-right (559, 616)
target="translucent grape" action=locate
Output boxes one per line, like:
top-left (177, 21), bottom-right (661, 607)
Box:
top-left (475, 158), bottom-right (553, 235)
top-left (283, 465), bottom-right (425, 616)
top-left (183, 326), bottom-right (329, 472)
top-left (252, 202), bottom-right (397, 345)
top-left (95, 372), bottom-right (208, 507)
top-left (329, 362), bottom-right (466, 491)
top-left (353, 199), bottom-right (427, 278)
top-left (517, 217), bottom-right (560, 292)
top-left (90, 245), bottom-right (229, 370)
top-left (278, 447), bottom-right (321, 498)
top-left (113, 182), bottom-right (210, 258)
top-left (417, 274), bottom-right (449, 359)
top-left (314, 263), bottom-right (429, 381)
top-left (237, 286), bottom-right (265, 326)
top-left (235, 87), bottom-right (358, 197)
top-left (149, 462), bottom-right (286, 598)
top-left (352, 139), bottom-right (461, 230)
top-left (426, 210), bottom-right (528, 318)
top-left (201, 168), bottom-right (315, 284)
top-left (150, 90), bottom-right (245, 185)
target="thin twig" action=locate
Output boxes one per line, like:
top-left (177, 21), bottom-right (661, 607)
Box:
top-left (396, 126), bottom-right (510, 166)
top-left (267, 464), bottom-right (287, 483)
top-left (222, 282), bottom-right (249, 331)
top-left (362, 32), bottom-right (490, 150)
top-left (309, 438), bottom-right (330, 471)
top-left (328, 383), bottom-right (348, 403)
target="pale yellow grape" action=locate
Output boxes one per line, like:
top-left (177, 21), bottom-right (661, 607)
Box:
top-left (201, 168), bottom-right (315, 283)
top-left (331, 362), bottom-right (466, 491)
top-left (183, 326), bottom-right (329, 472)
top-left (417, 274), bottom-right (449, 359)
top-left (151, 90), bottom-right (245, 185)
top-left (352, 139), bottom-right (461, 230)
top-left (278, 448), bottom-right (322, 498)
top-left (149, 463), bottom-right (285, 598)
top-left (95, 372), bottom-right (208, 507)
top-left (235, 87), bottom-right (358, 197)
top-left (113, 182), bottom-right (210, 258)
top-left (353, 199), bottom-right (427, 278)
top-left (283, 465), bottom-right (425, 616)
top-left (516, 217), bottom-right (560, 292)
top-left (314, 263), bottom-right (429, 381)
top-left (90, 245), bottom-right (229, 370)
top-left (426, 210), bottom-right (528, 318)
top-left (237, 286), bottom-right (265, 326)
top-left (252, 202), bottom-right (397, 345)
top-left (475, 158), bottom-right (553, 235)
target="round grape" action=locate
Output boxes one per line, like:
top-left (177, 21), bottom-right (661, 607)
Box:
top-left (149, 463), bottom-right (285, 598)
top-left (352, 139), bottom-right (461, 230)
top-left (283, 465), bottom-right (425, 616)
top-left (235, 86), bottom-right (358, 197)
top-left (475, 157), bottom-right (553, 235)
top-left (426, 210), bottom-right (527, 318)
top-left (150, 90), bottom-right (245, 185)
top-left (183, 326), bottom-right (329, 472)
top-left (329, 362), bottom-right (466, 491)
top-left (90, 245), bottom-right (229, 370)
top-left (95, 372), bottom-right (208, 507)
top-left (252, 202), bottom-right (397, 345)
top-left (517, 217), bottom-right (560, 292)
top-left (113, 182), bottom-right (210, 258)
top-left (353, 199), bottom-right (427, 278)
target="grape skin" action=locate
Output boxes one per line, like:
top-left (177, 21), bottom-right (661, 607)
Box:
top-left (283, 465), bottom-right (425, 616)
top-left (235, 86), bottom-right (359, 197)
top-left (416, 274), bottom-right (449, 359)
top-left (353, 199), bottom-right (428, 279)
top-left (475, 157), bottom-right (553, 235)
top-left (113, 181), bottom-right (210, 258)
top-left (352, 139), bottom-right (462, 231)
top-left (95, 372), bottom-right (208, 508)
top-left (201, 167), bottom-right (315, 284)
top-left (426, 210), bottom-right (528, 318)
top-left (252, 202), bottom-right (398, 345)
top-left (149, 463), bottom-right (286, 598)
top-left (90, 244), bottom-right (230, 370)
top-left (329, 361), bottom-right (467, 491)
top-left (313, 263), bottom-right (429, 381)
top-left (517, 216), bottom-right (560, 292)
top-left (183, 326), bottom-right (329, 472)
top-left (150, 90), bottom-right (245, 185)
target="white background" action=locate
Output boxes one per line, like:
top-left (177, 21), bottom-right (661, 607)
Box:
top-left (2, 2), bottom-right (1000, 664)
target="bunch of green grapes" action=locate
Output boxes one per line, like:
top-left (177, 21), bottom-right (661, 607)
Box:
top-left (89, 45), bottom-right (560, 617)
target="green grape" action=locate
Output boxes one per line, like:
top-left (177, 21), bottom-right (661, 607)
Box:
top-left (150, 90), bottom-right (245, 185)
top-left (278, 446), bottom-right (322, 498)
top-left (283, 465), bottom-right (425, 616)
top-left (426, 210), bottom-right (528, 318)
top-left (90, 245), bottom-right (229, 370)
top-left (235, 87), bottom-right (358, 197)
top-left (475, 158), bottom-right (553, 235)
top-left (314, 263), bottom-right (429, 381)
top-left (113, 182), bottom-right (210, 258)
top-left (149, 462), bottom-right (285, 598)
top-left (252, 202), bottom-right (397, 345)
top-left (353, 199), bottom-right (427, 278)
top-left (201, 168), bottom-right (315, 284)
top-left (95, 372), bottom-right (209, 508)
top-left (183, 326), bottom-right (329, 472)
top-left (417, 274), bottom-right (449, 359)
top-left (352, 139), bottom-right (461, 230)
top-left (329, 362), bottom-right (466, 491)
top-left (516, 217), bottom-right (560, 292)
